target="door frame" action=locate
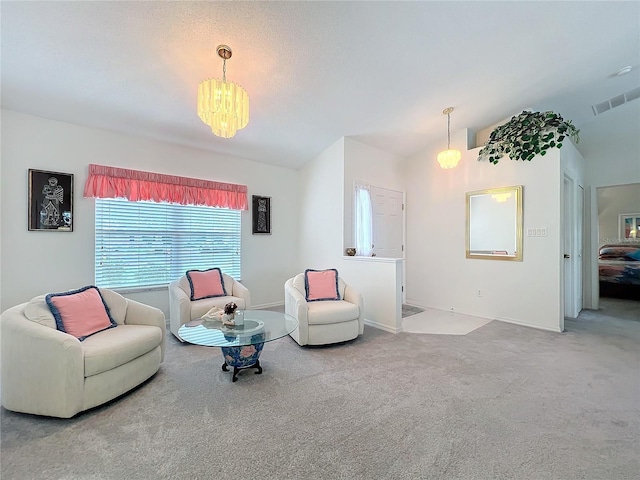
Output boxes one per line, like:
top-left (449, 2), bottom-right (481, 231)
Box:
top-left (562, 170), bottom-right (585, 325)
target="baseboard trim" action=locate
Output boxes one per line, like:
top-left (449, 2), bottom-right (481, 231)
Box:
top-left (364, 319), bottom-right (401, 334)
top-left (250, 301), bottom-right (284, 310)
top-left (404, 299), bottom-right (428, 309)
top-left (494, 316), bottom-right (562, 333)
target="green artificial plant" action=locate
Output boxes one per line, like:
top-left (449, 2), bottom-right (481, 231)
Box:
top-left (478, 110), bottom-right (580, 164)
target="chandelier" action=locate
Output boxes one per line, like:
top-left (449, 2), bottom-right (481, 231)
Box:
top-left (197, 45), bottom-right (249, 138)
top-left (492, 192), bottom-right (512, 202)
top-left (436, 107), bottom-right (461, 169)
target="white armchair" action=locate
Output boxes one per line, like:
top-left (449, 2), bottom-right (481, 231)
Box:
top-left (284, 273), bottom-right (364, 346)
top-left (0, 288), bottom-right (165, 418)
top-left (169, 273), bottom-right (250, 341)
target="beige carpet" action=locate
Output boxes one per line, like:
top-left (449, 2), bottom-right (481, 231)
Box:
top-left (402, 307), bottom-right (493, 335)
top-left (1, 298), bottom-right (638, 480)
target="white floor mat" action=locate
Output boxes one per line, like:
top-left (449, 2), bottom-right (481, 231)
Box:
top-left (401, 307), bottom-right (493, 335)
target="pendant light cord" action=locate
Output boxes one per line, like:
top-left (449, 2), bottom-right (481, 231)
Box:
top-left (222, 58), bottom-right (227, 83)
top-left (447, 112), bottom-right (451, 149)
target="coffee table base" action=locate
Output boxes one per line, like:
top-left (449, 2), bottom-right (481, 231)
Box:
top-left (222, 360), bottom-right (263, 382)
top-left (220, 342), bottom-right (265, 382)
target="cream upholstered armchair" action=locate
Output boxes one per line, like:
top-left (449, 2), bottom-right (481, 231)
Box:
top-left (169, 270), bottom-right (250, 341)
top-left (0, 287), bottom-right (165, 418)
top-left (284, 271), bottom-right (364, 346)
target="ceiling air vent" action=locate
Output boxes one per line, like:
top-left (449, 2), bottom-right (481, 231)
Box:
top-left (610, 94), bottom-right (626, 108)
top-left (592, 86), bottom-right (640, 116)
top-left (625, 86), bottom-right (640, 102)
top-left (592, 101), bottom-right (610, 115)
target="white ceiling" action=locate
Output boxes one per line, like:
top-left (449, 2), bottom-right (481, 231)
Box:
top-left (2, 1), bottom-right (639, 170)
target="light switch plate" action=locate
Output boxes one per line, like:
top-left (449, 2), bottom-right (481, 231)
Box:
top-left (527, 227), bottom-right (548, 237)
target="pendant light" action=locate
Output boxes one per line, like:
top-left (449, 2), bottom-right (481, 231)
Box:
top-left (197, 45), bottom-right (250, 138)
top-left (437, 107), bottom-right (461, 169)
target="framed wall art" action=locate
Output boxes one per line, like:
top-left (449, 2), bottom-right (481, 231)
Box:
top-left (619, 213), bottom-right (640, 241)
top-left (28, 169), bottom-right (74, 231)
top-left (252, 195), bottom-right (271, 234)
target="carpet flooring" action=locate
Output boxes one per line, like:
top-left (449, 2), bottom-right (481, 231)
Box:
top-left (1, 299), bottom-right (639, 480)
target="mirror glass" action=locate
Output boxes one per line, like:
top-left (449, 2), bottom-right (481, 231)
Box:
top-left (466, 185), bottom-right (523, 261)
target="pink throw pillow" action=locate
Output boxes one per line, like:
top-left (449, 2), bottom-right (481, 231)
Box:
top-left (305, 269), bottom-right (340, 302)
top-left (46, 286), bottom-right (117, 341)
top-left (186, 268), bottom-right (228, 301)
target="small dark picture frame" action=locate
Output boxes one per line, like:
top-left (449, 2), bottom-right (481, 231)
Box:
top-left (28, 169), bottom-right (74, 232)
top-left (252, 195), bottom-right (271, 235)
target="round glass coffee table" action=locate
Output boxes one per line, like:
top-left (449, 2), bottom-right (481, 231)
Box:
top-left (178, 310), bottom-right (298, 382)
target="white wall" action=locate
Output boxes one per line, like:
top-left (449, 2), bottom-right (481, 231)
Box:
top-left (340, 256), bottom-right (402, 333)
top-left (0, 112), bottom-right (3, 310)
top-left (298, 137), bottom-right (345, 269)
top-left (0, 110), bottom-right (300, 314)
top-left (405, 142), bottom-right (565, 332)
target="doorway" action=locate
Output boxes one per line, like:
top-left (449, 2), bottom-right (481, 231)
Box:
top-left (369, 185), bottom-right (406, 303)
top-left (595, 183), bottom-right (640, 302)
top-left (563, 172), bottom-right (584, 324)
top-left (370, 186), bottom-right (404, 259)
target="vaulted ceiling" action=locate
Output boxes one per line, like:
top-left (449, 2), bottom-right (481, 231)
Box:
top-left (2, 1), bottom-right (639, 169)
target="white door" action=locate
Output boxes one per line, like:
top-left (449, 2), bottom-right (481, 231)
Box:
top-left (577, 185), bottom-right (584, 311)
top-left (563, 173), bottom-right (584, 323)
top-left (370, 187), bottom-right (403, 259)
top-left (563, 175), bottom-right (574, 325)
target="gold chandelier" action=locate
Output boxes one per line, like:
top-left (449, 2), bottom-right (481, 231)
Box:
top-left (197, 45), bottom-right (249, 138)
top-left (437, 107), bottom-right (461, 169)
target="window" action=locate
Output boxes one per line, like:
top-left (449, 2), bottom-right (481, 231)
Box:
top-left (95, 198), bottom-right (241, 289)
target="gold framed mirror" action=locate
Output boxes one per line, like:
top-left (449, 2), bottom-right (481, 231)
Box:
top-left (466, 185), bottom-right (523, 261)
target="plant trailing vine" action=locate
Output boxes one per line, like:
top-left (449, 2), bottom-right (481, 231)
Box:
top-left (478, 110), bottom-right (580, 164)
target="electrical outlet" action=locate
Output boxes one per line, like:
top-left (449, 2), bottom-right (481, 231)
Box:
top-left (477, 289), bottom-right (482, 297)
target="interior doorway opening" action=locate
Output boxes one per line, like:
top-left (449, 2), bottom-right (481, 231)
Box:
top-left (595, 183), bottom-right (640, 303)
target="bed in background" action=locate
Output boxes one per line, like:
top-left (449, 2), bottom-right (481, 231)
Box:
top-left (598, 244), bottom-right (640, 300)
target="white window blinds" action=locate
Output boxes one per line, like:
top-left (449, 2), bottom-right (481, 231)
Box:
top-left (95, 198), bottom-right (241, 289)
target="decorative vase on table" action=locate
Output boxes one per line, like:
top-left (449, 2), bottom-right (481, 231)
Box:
top-left (220, 300), bottom-right (265, 382)
top-left (221, 332), bottom-right (266, 382)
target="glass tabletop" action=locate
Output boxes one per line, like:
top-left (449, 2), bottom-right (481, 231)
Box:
top-left (178, 310), bottom-right (298, 347)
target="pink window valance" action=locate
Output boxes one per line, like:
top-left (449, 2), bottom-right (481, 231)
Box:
top-left (83, 164), bottom-right (248, 210)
